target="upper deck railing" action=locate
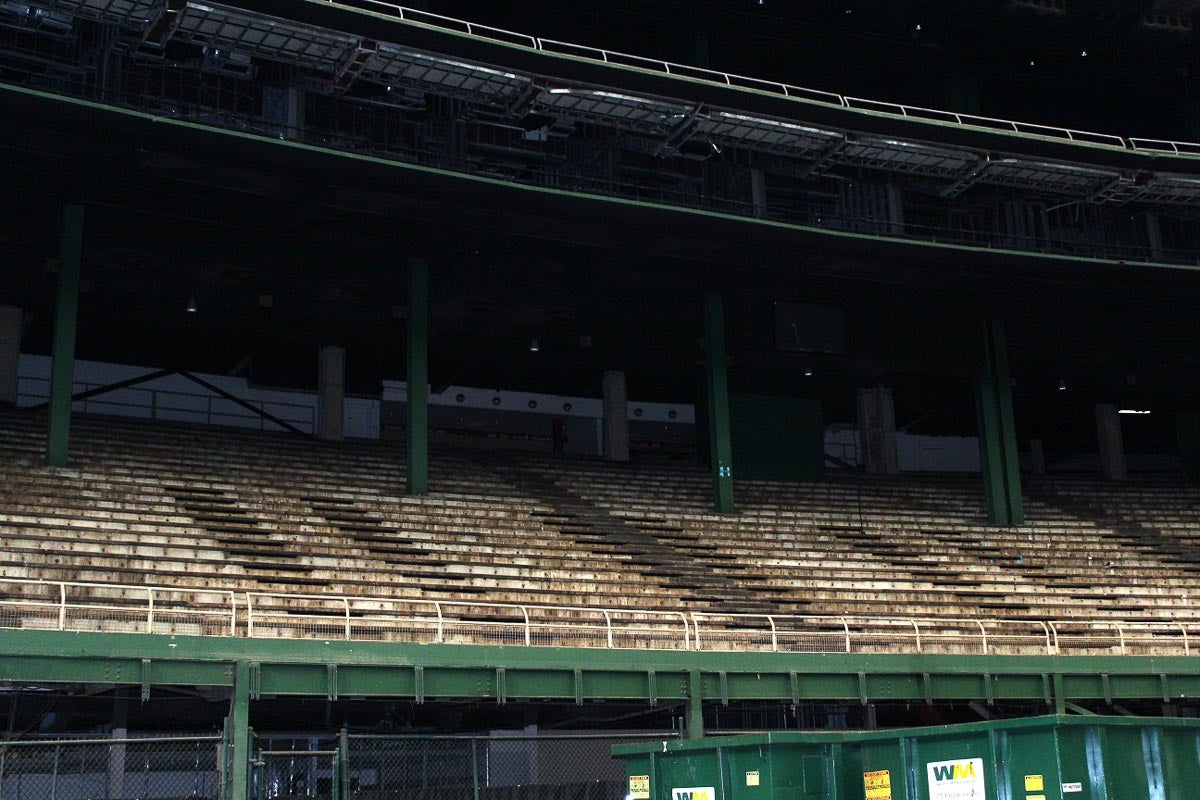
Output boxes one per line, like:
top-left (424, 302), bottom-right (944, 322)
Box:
top-left (315, 0), bottom-right (1197, 158)
top-left (0, 578), bottom-right (1194, 657)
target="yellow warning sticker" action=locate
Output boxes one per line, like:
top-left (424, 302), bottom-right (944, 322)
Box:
top-left (746, 770), bottom-right (760, 786)
top-left (629, 775), bottom-right (650, 799)
top-left (1027, 795), bottom-right (1046, 800)
top-left (864, 769), bottom-right (892, 800)
top-left (1025, 775), bottom-right (1044, 792)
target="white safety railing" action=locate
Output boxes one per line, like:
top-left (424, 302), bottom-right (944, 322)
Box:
top-left (244, 592), bottom-right (693, 650)
top-left (321, 0), bottom-right (1200, 157)
top-left (0, 579), bottom-right (237, 637)
top-left (1, 579), bottom-right (1197, 656)
top-left (690, 613), bottom-right (1057, 656)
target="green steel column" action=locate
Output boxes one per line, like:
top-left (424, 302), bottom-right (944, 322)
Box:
top-left (406, 258), bottom-right (429, 495)
top-left (229, 661), bottom-right (251, 800)
top-left (686, 670), bottom-right (705, 739)
top-left (703, 293), bottom-right (734, 513)
top-left (46, 205), bottom-right (84, 467)
top-left (974, 319), bottom-right (1024, 526)
top-left (336, 729), bottom-right (349, 800)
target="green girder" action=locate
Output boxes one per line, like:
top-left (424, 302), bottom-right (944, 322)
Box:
top-left (2, 630), bottom-right (1197, 706)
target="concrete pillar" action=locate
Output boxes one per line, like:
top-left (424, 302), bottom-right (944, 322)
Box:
top-left (317, 345), bottom-right (345, 441)
top-left (0, 305), bottom-right (20, 407)
top-left (1096, 403), bottom-right (1127, 480)
top-left (885, 183), bottom-right (905, 235)
top-left (1029, 438), bottom-right (1046, 475)
top-left (285, 86), bottom-right (305, 139)
top-left (856, 385), bottom-right (898, 475)
top-left (263, 86), bottom-right (305, 139)
top-left (749, 169), bottom-right (767, 218)
top-left (1146, 211), bottom-right (1164, 262)
top-left (1176, 410), bottom-right (1200, 480)
top-left (602, 370), bottom-right (629, 462)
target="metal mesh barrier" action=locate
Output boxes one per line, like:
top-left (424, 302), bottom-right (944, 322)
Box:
top-left (347, 735), bottom-right (657, 800)
top-left (252, 733), bottom-right (674, 800)
top-left (255, 749), bottom-right (339, 800)
top-left (0, 735), bottom-right (223, 799)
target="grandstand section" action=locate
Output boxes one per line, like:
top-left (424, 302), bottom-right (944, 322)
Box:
top-left (3, 1), bottom-right (1200, 798)
top-left (2, 410), bottom-right (1200, 656)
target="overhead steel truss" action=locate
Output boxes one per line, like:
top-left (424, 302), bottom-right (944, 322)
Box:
top-left (532, 88), bottom-right (693, 136)
top-left (8, 0), bottom-right (1200, 211)
top-left (167, 2), bottom-right (359, 73)
top-left (18, 0), bottom-right (161, 31)
top-left (693, 111), bottom-right (843, 159)
top-left (351, 41), bottom-right (529, 104)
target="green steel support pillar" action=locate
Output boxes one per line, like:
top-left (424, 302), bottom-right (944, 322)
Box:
top-left (687, 670), bottom-right (705, 739)
top-left (406, 258), bottom-right (429, 495)
top-left (229, 661), bottom-right (251, 800)
top-left (336, 729), bottom-right (349, 800)
top-left (46, 205), bottom-right (84, 467)
top-left (974, 319), bottom-right (1024, 526)
top-left (703, 293), bottom-right (734, 513)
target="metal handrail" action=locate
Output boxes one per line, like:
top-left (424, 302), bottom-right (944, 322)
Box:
top-left (320, 0), bottom-right (1200, 157)
top-left (2, 579), bottom-right (1196, 656)
top-left (0, 578), bottom-right (238, 635)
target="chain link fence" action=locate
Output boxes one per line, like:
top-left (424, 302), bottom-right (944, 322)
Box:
top-left (0, 731), bottom-right (674, 799)
top-left (252, 732), bottom-right (676, 800)
top-left (0, 735), bottom-right (223, 799)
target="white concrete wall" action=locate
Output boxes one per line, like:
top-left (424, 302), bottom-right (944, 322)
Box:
top-left (17, 352), bottom-right (990, 470)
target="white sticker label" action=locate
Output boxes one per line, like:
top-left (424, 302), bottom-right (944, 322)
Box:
top-left (1062, 783), bottom-right (1083, 794)
top-left (927, 758), bottom-right (985, 800)
top-left (672, 788), bottom-right (716, 800)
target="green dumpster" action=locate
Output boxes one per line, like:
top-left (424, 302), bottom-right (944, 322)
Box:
top-left (613, 714), bottom-right (1200, 800)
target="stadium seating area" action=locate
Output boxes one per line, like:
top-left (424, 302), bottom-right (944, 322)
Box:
top-left (0, 411), bottom-right (1197, 645)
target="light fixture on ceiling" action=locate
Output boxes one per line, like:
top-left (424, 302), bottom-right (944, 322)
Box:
top-left (1057, 378), bottom-right (1067, 391)
top-left (186, 297), bottom-right (198, 313)
top-left (529, 338), bottom-right (540, 353)
top-left (1118, 409), bottom-right (1151, 415)
top-left (804, 366), bottom-right (814, 377)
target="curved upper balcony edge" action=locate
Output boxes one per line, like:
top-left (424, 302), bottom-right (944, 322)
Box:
top-left (297, 0), bottom-right (1200, 162)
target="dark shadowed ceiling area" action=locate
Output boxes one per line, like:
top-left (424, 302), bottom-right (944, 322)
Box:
top-left (2, 0), bottom-right (1200, 449)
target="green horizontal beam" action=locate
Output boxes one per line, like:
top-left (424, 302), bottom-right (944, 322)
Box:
top-left (2, 631), bottom-right (1199, 705)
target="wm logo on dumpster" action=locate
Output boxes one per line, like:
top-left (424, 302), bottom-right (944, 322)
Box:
top-left (931, 763), bottom-right (976, 781)
top-left (672, 787), bottom-right (715, 800)
top-left (927, 758), bottom-right (985, 800)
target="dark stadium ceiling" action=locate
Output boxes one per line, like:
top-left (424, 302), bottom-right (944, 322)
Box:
top-left (5, 0), bottom-right (1199, 209)
top-left (2, 0), bottom-right (1200, 436)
